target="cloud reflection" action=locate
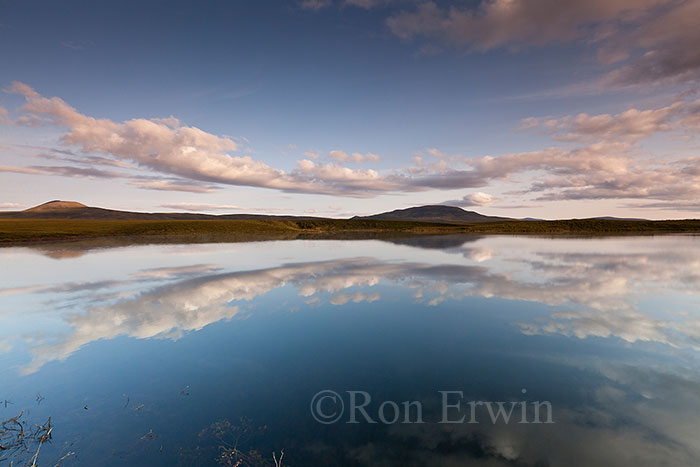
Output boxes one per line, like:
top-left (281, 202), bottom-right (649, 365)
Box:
top-left (2, 237), bottom-right (698, 375)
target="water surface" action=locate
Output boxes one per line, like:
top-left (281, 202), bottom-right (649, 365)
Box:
top-left (1, 235), bottom-right (699, 466)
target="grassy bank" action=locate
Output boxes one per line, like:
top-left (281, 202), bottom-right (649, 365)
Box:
top-left (0, 218), bottom-right (468, 244)
top-left (0, 218), bottom-right (699, 244)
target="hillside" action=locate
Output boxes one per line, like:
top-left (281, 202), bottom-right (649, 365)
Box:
top-left (5, 201), bottom-right (511, 223)
top-left (3, 200), bottom-right (324, 221)
top-left (353, 205), bottom-right (512, 223)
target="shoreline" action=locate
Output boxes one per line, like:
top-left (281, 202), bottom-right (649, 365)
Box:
top-left (1, 218), bottom-right (699, 246)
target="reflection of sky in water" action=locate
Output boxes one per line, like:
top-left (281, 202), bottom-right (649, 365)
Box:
top-left (1, 236), bottom-right (700, 466)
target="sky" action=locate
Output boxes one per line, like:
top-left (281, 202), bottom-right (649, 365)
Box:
top-left (0, 0), bottom-right (699, 219)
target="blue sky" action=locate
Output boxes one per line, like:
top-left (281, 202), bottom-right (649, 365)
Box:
top-left (1, 0), bottom-right (699, 218)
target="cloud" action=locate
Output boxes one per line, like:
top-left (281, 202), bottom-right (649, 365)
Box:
top-left (29, 164), bottom-right (125, 179)
top-left (506, 98), bottom-right (700, 203)
top-left (598, 0), bottom-right (700, 87)
top-left (128, 179), bottom-right (221, 193)
top-left (624, 201), bottom-right (700, 212)
top-left (344, 0), bottom-right (386, 8)
top-left (1, 162), bottom-right (128, 179)
top-left (387, 0), bottom-right (662, 50)
top-left (2, 82), bottom-right (410, 197)
top-left (299, 0), bottom-right (387, 10)
top-left (522, 99), bottom-right (700, 142)
top-left (442, 192), bottom-right (497, 207)
top-left (0, 105), bottom-right (10, 124)
top-left (0, 165), bottom-right (45, 175)
top-left (299, 0), bottom-right (332, 10)
top-left (160, 203), bottom-right (293, 214)
top-left (159, 203), bottom-right (244, 211)
top-left (60, 40), bottom-right (94, 50)
top-left (0, 202), bottom-right (22, 210)
top-left (2, 82), bottom-right (699, 204)
top-left (35, 153), bottom-right (136, 169)
top-left (386, 0), bottom-right (700, 87)
top-left (130, 264), bottom-right (221, 279)
top-left (328, 150), bottom-right (380, 163)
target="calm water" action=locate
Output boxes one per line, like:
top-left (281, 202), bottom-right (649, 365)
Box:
top-left (1, 235), bottom-right (700, 466)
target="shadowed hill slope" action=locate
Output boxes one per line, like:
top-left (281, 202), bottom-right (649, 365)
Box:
top-left (353, 205), bottom-right (512, 223)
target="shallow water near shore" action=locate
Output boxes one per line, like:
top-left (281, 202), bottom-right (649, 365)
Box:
top-left (1, 235), bottom-right (700, 466)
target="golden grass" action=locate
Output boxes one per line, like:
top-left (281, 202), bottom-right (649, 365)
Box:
top-left (0, 218), bottom-right (698, 244)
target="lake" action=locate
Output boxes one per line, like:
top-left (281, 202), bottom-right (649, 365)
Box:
top-left (1, 235), bottom-right (700, 466)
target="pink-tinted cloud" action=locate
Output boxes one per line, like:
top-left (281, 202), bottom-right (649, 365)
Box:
top-left (2, 82), bottom-right (699, 207)
top-left (387, 0), bottom-right (700, 87)
top-left (521, 101), bottom-right (697, 142)
top-left (128, 179), bottom-right (221, 193)
top-left (0, 165), bottom-right (45, 175)
top-left (387, 0), bottom-right (664, 50)
top-left (6, 82), bottom-right (398, 197)
top-left (328, 150), bottom-right (380, 163)
top-left (0, 105), bottom-right (10, 124)
top-left (599, 0), bottom-right (700, 87)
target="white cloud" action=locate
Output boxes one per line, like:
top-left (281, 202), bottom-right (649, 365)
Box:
top-left (159, 203), bottom-right (244, 211)
top-left (443, 192), bottom-right (497, 207)
top-left (158, 203), bottom-right (291, 213)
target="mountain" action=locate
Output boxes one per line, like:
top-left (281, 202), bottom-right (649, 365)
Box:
top-left (589, 216), bottom-right (647, 222)
top-left (26, 200), bottom-right (88, 211)
top-left (1, 200), bottom-right (323, 221)
top-left (4, 201), bottom-right (512, 223)
top-left (352, 205), bottom-right (512, 223)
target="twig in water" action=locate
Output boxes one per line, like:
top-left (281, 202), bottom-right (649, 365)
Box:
top-left (273, 449), bottom-right (284, 467)
top-left (140, 429), bottom-right (157, 441)
top-left (28, 426), bottom-right (52, 467)
top-left (53, 451), bottom-right (75, 467)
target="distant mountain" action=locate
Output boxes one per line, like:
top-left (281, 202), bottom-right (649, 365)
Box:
top-left (588, 216), bottom-right (648, 222)
top-left (0, 201), bottom-right (651, 224)
top-left (1, 200), bottom-right (323, 221)
top-left (26, 200), bottom-right (88, 211)
top-left (353, 205), bottom-right (512, 223)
